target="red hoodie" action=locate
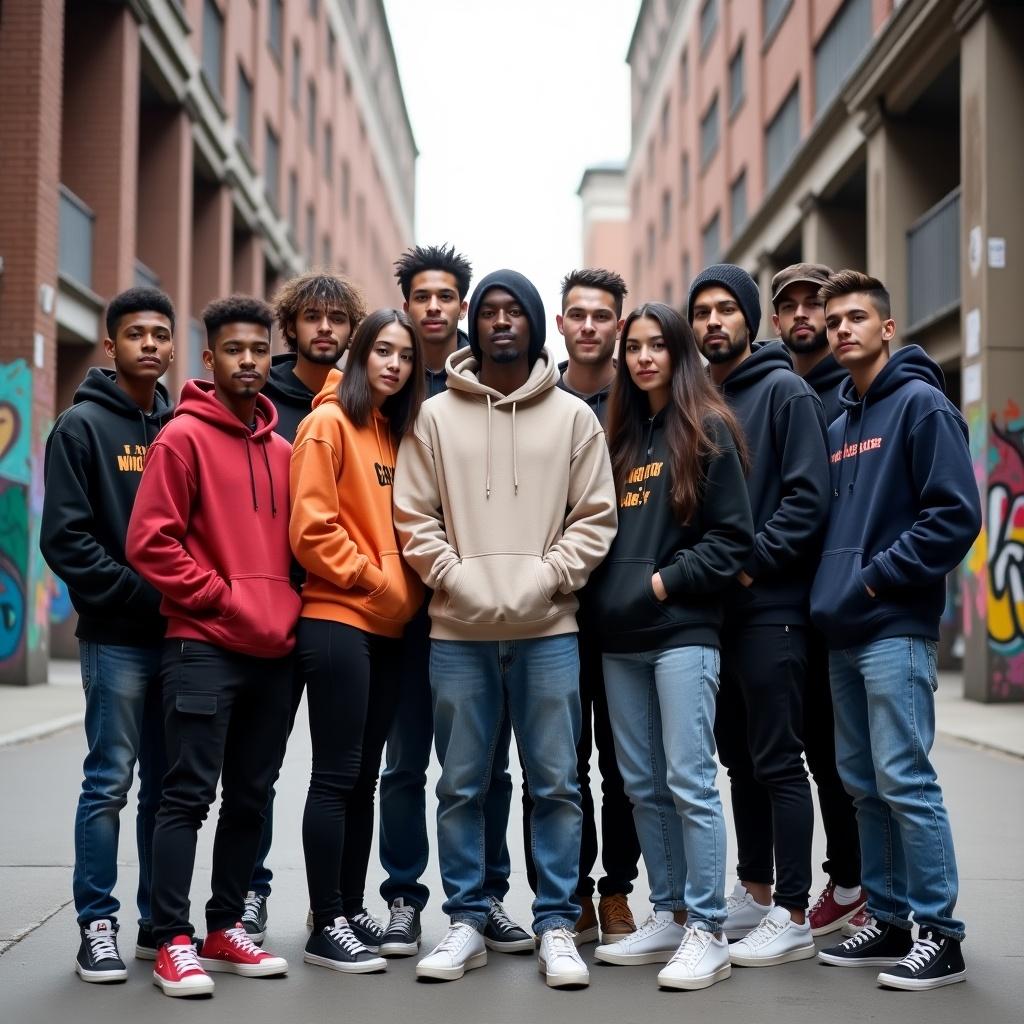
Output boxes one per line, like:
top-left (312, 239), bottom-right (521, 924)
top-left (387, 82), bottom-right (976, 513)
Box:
top-left (126, 380), bottom-right (300, 658)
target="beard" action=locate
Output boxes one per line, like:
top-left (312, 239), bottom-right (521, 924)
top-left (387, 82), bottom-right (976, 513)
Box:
top-left (700, 330), bottom-right (748, 365)
top-left (300, 341), bottom-right (343, 365)
top-left (784, 326), bottom-right (828, 355)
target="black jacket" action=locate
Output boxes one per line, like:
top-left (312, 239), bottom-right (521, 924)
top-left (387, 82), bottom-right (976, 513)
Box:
top-left (263, 353), bottom-right (316, 443)
top-left (40, 368), bottom-right (172, 645)
top-left (803, 352), bottom-right (848, 425)
top-left (590, 410), bottom-right (754, 652)
top-left (556, 360), bottom-right (611, 427)
top-left (719, 341), bottom-right (830, 624)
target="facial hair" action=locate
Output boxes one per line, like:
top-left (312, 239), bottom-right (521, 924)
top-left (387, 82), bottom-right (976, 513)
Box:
top-left (700, 328), bottom-right (748, 365)
top-left (784, 326), bottom-right (828, 355)
top-left (300, 339), bottom-right (343, 365)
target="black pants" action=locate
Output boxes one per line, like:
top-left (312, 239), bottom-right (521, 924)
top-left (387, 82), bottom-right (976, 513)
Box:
top-left (150, 640), bottom-right (292, 945)
top-left (715, 622), bottom-right (813, 912)
top-left (300, 618), bottom-right (400, 931)
top-left (523, 624), bottom-right (641, 899)
top-left (803, 628), bottom-right (861, 888)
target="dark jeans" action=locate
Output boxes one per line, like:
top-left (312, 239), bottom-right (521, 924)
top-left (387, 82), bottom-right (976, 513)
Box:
top-left (714, 621), bottom-right (813, 912)
top-left (150, 640), bottom-right (292, 945)
top-left (523, 625), bottom-right (641, 899)
top-left (300, 619), bottom-right (400, 931)
top-left (804, 628), bottom-right (861, 888)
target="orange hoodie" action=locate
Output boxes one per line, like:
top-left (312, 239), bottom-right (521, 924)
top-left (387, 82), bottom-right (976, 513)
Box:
top-left (289, 370), bottom-right (422, 638)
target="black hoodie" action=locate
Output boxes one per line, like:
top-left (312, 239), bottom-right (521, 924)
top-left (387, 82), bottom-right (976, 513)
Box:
top-left (590, 411), bottom-right (754, 652)
top-left (810, 345), bottom-right (982, 649)
top-left (41, 368), bottom-right (172, 645)
top-left (263, 353), bottom-right (316, 443)
top-left (718, 340), bottom-right (830, 623)
top-left (556, 360), bottom-right (611, 427)
top-left (802, 351), bottom-right (848, 424)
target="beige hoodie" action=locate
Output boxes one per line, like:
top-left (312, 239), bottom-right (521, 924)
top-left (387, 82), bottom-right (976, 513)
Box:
top-left (393, 347), bottom-right (617, 641)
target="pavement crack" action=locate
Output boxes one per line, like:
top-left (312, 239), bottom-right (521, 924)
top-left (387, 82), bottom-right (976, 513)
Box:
top-left (0, 897), bottom-right (74, 958)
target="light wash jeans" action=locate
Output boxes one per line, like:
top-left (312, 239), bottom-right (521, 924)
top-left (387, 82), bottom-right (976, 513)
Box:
top-left (74, 641), bottom-right (165, 927)
top-left (429, 634), bottom-right (582, 935)
top-left (829, 636), bottom-right (964, 939)
top-left (603, 645), bottom-right (726, 932)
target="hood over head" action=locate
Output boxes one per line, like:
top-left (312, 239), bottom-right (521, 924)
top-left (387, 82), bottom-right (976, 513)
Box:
top-left (467, 269), bottom-right (546, 364)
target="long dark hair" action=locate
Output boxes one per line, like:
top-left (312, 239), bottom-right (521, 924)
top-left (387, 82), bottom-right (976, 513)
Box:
top-left (606, 302), bottom-right (749, 524)
top-left (338, 308), bottom-right (424, 439)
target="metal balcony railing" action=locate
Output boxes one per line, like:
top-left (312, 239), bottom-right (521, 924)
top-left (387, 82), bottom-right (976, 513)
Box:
top-left (58, 185), bottom-right (95, 290)
top-left (906, 186), bottom-right (961, 332)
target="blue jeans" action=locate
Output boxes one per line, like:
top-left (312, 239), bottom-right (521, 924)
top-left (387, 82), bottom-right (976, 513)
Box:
top-left (378, 606), bottom-right (512, 909)
top-left (603, 646), bottom-right (726, 932)
top-left (74, 641), bottom-right (166, 927)
top-left (430, 635), bottom-right (582, 935)
top-left (829, 636), bottom-right (963, 939)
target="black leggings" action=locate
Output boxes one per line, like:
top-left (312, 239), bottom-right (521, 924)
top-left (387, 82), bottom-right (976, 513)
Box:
top-left (299, 618), bottom-right (400, 931)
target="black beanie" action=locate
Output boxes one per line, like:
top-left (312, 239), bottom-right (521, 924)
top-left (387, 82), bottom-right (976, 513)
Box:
top-left (467, 269), bottom-right (546, 363)
top-left (686, 263), bottom-right (761, 339)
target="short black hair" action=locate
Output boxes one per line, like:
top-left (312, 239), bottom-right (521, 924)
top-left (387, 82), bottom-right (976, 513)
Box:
top-left (105, 286), bottom-right (176, 339)
top-left (394, 244), bottom-right (472, 301)
top-left (820, 269), bottom-right (892, 321)
top-left (560, 268), bottom-right (629, 318)
top-left (201, 295), bottom-right (273, 348)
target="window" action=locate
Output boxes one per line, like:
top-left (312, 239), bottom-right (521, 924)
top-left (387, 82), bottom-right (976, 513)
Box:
top-left (236, 65), bottom-right (253, 151)
top-left (730, 171), bottom-right (748, 236)
top-left (702, 212), bottom-right (721, 265)
top-left (309, 0), bottom-right (320, 17)
top-left (765, 84), bottom-right (800, 189)
top-left (661, 188), bottom-right (672, 238)
top-left (291, 41), bottom-right (301, 110)
top-left (633, 251), bottom-right (642, 292)
top-left (682, 252), bottom-right (691, 295)
top-left (647, 221), bottom-right (656, 264)
top-left (264, 123), bottom-right (280, 210)
top-left (729, 43), bottom-right (745, 116)
top-left (680, 47), bottom-right (689, 100)
top-left (288, 170), bottom-right (298, 240)
top-left (814, 0), bottom-right (872, 115)
top-left (700, 93), bottom-right (720, 169)
top-left (661, 97), bottom-right (671, 144)
top-left (307, 81), bottom-right (317, 151)
top-left (201, 0), bottom-right (224, 97)
top-left (663, 280), bottom-right (674, 306)
top-left (327, 29), bottom-right (337, 69)
top-left (322, 234), bottom-right (332, 269)
top-left (700, 0), bottom-right (718, 50)
top-left (305, 204), bottom-right (315, 266)
top-left (356, 193), bottom-right (366, 241)
top-left (763, 0), bottom-right (791, 41)
top-left (268, 0), bottom-right (283, 61)
top-left (647, 138), bottom-right (655, 180)
top-left (340, 159), bottom-right (350, 214)
top-left (680, 151), bottom-right (690, 203)
top-left (324, 124), bottom-right (333, 179)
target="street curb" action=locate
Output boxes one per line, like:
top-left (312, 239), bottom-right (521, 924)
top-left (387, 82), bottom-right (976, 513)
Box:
top-left (0, 712), bottom-right (84, 750)
top-left (937, 727), bottom-right (1024, 761)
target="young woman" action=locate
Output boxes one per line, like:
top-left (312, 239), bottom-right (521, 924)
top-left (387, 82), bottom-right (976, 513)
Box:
top-left (289, 309), bottom-right (425, 974)
top-left (590, 302), bottom-right (754, 991)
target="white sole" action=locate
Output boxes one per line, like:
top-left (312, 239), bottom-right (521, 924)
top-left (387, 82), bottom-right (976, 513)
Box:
top-left (199, 956), bottom-right (287, 977)
top-left (134, 945), bottom-right (157, 961)
top-left (594, 946), bottom-right (676, 966)
top-left (811, 903), bottom-right (866, 937)
top-left (75, 964), bottom-right (127, 983)
top-left (730, 942), bottom-right (817, 967)
top-left (598, 931), bottom-right (631, 944)
top-left (380, 940), bottom-right (420, 957)
top-left (538, 958), bottom-right (589, 988)
top-left (152, 972), bottom-right (214, 997)
top-left (658, 962), bottom-right (732, 990)
top-left (416, 950), bottom-right (487, 980)
top-left (876, 968), bottom-right (967, 991)
top-left (484, 936), bottom-right (535, 953)
top-left (818, 950), bottom-right (905, 968)
top-left (303, 952), bottom-right (387, 973)
top-left (241, 929), bottom-right (267, 944)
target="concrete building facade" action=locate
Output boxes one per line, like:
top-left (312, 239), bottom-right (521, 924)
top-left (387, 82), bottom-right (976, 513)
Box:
top-left (0, 0), bottom-right (416, 684)
top-left (619, 0), bottom-right (1023, 701)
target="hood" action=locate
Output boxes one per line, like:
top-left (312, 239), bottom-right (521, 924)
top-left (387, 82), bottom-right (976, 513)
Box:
top-left (803, 351), bottom-right (847, 396)
top-left (311, 368), bottom-right (344, 409)
top-left (838, 344), bottom-right (945, 410)
top-left (467, 269), bottom-right (546, 363)
top-left (174, 379), bottom-right (279, 438)
top-left (73, 366), bottom-right (172, 418)
top-left (264, 352), bottom-right (317, 407)
top-left (721, 340), bottom-right (794, 392)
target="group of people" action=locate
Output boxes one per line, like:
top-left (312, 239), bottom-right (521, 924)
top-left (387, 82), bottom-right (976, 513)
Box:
top-left (40, 243), bottom-right (981, 1000)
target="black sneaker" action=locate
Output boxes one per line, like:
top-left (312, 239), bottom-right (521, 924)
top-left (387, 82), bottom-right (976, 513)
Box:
top-left (76, 919), bottom-right (128, 983)
top-left (380, 898), bottom-right (422, 957)
top-left (304, 917), bottom-right (387, 974)
top-left (241, 890), bottom-right (269, 943)
top-left (346, 909), bottom-right (385, 952)
top-left (483, 896), bottom-right (534, 953)
top-left (877, 929), bottom-right (967, 991)
top-left (135, 922), bottom-right (158, 961)
top-left (818, 917), bottom-right (913, 967)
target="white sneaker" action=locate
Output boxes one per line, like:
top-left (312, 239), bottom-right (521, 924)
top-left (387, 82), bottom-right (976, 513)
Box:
top-left (657, 927), bottom-right (731, 990)
top-left (538, 927), bottom-right (590, 988)
top-left (729, 905), bottom-right (816, 967)
top-left (723, 881), bottom-right (771, 940)
top-left (594, 911), bottom-right (686, 965)
top-left (415, 923), bottom-right (487, 982)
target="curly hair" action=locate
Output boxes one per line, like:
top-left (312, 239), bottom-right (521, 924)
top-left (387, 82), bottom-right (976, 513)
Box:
top-left (393, 244), bottom-right (472, 301)
top-left (201, 295), bottom-right (272, 346)
top-left (272, 270), bottom-right (367, 351)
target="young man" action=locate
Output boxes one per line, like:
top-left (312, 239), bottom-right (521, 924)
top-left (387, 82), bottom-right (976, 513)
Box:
top-left (687, 264), bottom-right (830, 967)
top-left (243, 271), bottom-right (366, 944)
top-left (771, 263), bottom-right (866, 937)
top-left (812, 271), bottom-right (980, 990)
top-left (394, 269), bottom-right (618, 988)
top-left (127, 296), bottom-right (299, 997)
top-left (41, 287), bottom-right (175, 982)
top-left (377, 245), bottom-right (528, 957)
top-left (529, 266), bottom-right (641, 945)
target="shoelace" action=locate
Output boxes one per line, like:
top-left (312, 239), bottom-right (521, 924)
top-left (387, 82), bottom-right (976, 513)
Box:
top-left (241, 893), bottom-right (265, 924)
top-left (725, 890), bottom-right (748, 914)
top-left (898, 935), bottom-right (941, 970)
top-left (629, 913), bottom-right (674, 941)
top-left (543, 928), bottom-right (579, 960)
top-left (743, 915), bottom-right (784, 949)
top-left (326, 920), bottom-right (367, 956)
top-left (842, 920), bottom-right (882, 948)
top-left (601, 896), bottom-right (633, 929)
top-left (667, 927), bottom-right (712, 967)
top-left (86, 929), bottom-right (119, 962)
top-left (434, 923), bottom-right (476, 956)
top-left (809, 883), bottom-right (835, 915)
top-left (351, 911), bottom-right (383, 937)
top-left (387, 904), bottom-right (416, 932)
top-left (486, 899), bottom-right (519, 933)
top-left (222, 926), bottom-right (263, 955)
top-left (168, 942), bottom-right (203, 974)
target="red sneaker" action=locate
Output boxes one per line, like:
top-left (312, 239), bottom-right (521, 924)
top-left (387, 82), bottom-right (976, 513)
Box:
top-left (808, 881), bottom-right (867, 936)
top-left (199, 924), bottom-right (288, 977)
top-left (842, 906), bottom-right (873, 937)
top-left (153, 936), bottom-right (214, 997)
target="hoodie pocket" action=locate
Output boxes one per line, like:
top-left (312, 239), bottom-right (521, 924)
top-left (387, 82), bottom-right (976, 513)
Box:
top-left (362, 551), bottom-right (419, 623)
top-left (443, 554), bottom-right (556, 625)
top-left (810, 549), bottom-right (880, 636)
top-left (592, 559), bottom-right (670, 633)
top-left (210, 574), bottom-right (302, 653)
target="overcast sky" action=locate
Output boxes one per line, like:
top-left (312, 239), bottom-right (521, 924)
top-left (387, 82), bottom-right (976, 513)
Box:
top-left (383, 0), bottom-right (641, 360)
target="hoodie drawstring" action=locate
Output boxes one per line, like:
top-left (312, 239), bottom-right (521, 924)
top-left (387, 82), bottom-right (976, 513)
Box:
top-left (485, 395), bottom-right (493, 500)
top-left (244, 438), bottom-right (259, 512)
top-left (834, 397), bottom-right (870, 498)
top-left (371, 415), bottom-right (397, 481)
top-left (260, 442), bottom-right (278, 517)
top-left (512, 402), bottom-right (519, 496)
top-left (242, 436), bottom-right (279, 516)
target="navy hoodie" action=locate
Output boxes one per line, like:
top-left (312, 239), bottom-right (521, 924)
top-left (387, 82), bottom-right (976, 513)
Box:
top-left (810, 345), bottom-right (981, 648)
top-left (263, 353), bottom-right (316, 443)
top-left (802, 351), bottom-right (848, 425)
top-left (590, 411), bottom-right (754, 652)
top-left (557, 360), bottom-right (611, 427)
top-left (41, 368), bottom-right (172, 645)
top-left (718, 341), bottom-right (830, 623)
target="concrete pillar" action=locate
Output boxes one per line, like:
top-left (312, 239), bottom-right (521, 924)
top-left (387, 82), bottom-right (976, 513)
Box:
top-left (800, 193), bottom-right (867, 273)
top-left (755, 250), bottom-right (779, 342)
top-left (958, 2), bottom-right (1024, 702)
top-left (232, 230), bottom-right (265, 299)
top-left (191, 180), bottom-right (234, 357)
top-left (0, 0), bottom-right (64, 685)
